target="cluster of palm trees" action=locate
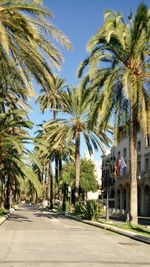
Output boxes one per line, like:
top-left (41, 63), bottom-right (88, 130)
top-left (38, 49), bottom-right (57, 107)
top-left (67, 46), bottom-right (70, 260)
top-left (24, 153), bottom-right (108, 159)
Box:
top-left (0, 0), bottom-right (71, 209)
top-left (0, 1), bottom-right (149, 225)
top-left (34, 79), bottom-right (111, 207)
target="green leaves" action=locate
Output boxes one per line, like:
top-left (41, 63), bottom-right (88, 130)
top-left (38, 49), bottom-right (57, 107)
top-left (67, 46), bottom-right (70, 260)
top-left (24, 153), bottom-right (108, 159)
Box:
top-left (0, 0), bottom-right (71, 93)
top-left (78, 4), bottom-right (150, 142)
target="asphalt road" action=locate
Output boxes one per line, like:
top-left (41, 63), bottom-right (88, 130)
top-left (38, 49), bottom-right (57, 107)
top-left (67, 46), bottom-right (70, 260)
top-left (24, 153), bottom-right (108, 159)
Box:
top-left (0, 205), bottom-right (150, 267)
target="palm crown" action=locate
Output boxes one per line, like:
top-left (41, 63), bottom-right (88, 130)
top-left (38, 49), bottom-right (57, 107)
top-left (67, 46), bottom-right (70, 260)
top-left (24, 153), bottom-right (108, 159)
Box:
top-left (0, 0), bottom-right (71, 94)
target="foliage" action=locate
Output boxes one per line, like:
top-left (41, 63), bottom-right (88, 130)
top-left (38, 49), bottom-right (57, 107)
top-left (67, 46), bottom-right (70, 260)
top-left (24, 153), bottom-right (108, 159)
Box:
top-left (80, 159), bottom-right (98, 192)
top-left (42, 85), bottom-right (111, 201)
top-left (0, 0), bottom-right (71, 94)
top-left (73, 202), bottom-right (86, 217)
top-left (61, 200), bottom-right (71, 212)
top-left (84, 200), bottom-right (103, 221)
top-left (78, 3), bottom-right (150, 224)
top-left (60, 159), bottom-right (98, 193)
top-left (73, 200), bottom-right (103, 221)
top-left (0, 208), bottom-right (7, 216)
top-left (78, 4), bottom-right (150, 140)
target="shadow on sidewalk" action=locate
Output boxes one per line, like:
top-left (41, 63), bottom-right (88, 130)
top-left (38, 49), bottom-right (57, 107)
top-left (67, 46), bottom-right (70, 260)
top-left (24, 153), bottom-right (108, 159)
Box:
top-left (8, 213), bottom-right (32, 223)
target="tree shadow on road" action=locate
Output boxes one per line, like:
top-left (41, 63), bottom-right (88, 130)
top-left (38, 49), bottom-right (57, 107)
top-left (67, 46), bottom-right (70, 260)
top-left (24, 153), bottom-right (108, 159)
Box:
top-left (8, 213), bottom-right (32, 223)
top-left (33, 211), bottom-right (63, 220)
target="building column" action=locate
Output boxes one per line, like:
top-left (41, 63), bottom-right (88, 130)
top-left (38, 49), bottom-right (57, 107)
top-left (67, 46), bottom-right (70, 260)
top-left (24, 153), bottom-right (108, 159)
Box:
top-left (126, 187), bottom-right (130, 213)
top-left (115, 185), bottom-right (118, 209)
top-left (141, 186), bottom-right (145, 216)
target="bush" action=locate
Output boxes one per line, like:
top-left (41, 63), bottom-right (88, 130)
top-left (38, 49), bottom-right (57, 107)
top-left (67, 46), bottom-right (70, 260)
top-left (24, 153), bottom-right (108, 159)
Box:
top-left (73, 202), bottom-right (86, 217)
top-left (0, 208), bottom-right (7, 216)
top-left (73, 200), bottom-right (103, 221)
top-left (62, 200), bottom-right (70, 212)
top-left (84, 200), bottom-right (103, 221)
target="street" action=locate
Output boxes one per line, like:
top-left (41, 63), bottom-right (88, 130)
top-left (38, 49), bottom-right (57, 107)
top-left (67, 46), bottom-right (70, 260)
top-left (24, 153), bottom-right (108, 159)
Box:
top-left (0, 205), bottom-right (150, 267)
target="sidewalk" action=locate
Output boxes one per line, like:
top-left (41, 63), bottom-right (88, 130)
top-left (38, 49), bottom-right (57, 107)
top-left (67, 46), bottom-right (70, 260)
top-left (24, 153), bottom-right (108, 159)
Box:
top-left (100, 215), bottom-right (150, 228)
top-left (64, 213), bottom-right (150, 245)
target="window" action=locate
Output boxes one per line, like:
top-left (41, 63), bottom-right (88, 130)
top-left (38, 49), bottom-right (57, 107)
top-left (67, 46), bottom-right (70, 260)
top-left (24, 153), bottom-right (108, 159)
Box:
top-left (137, 160), bottom-right (141, 175)
top-left (137, 141), bottom-right (141, 152)
top-left (145, 158), bottom-right (149, 171)
top-left (145, 135), bottom-right (150, 148)
top-left (123, 148), bottom-right (126, 158)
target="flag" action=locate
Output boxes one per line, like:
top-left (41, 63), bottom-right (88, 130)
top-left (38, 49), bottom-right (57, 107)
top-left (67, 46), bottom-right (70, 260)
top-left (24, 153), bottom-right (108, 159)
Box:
top-left (114, 155), bottom-right (126, 176)
top-left (120, 156), bottom-right (126, 175)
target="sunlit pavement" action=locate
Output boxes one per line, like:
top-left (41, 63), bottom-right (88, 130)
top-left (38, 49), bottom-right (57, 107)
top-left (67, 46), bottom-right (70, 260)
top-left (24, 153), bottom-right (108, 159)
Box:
top-left (0, 205), bottom-right (150, 267)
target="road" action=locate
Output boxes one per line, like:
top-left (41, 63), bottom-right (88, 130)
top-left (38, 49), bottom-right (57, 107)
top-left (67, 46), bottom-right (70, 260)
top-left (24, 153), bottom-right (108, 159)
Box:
top-left (0, 205), bottom-right (150, 267)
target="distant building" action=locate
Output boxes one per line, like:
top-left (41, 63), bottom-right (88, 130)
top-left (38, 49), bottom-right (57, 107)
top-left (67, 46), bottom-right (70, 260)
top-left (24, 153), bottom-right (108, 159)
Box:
top-left (102, 133), bottom-right (150, 216)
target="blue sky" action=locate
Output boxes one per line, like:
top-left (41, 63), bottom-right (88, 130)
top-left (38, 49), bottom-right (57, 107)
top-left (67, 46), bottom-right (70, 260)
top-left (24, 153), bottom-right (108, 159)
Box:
top-left (29, 0), bottom-right (150, 158)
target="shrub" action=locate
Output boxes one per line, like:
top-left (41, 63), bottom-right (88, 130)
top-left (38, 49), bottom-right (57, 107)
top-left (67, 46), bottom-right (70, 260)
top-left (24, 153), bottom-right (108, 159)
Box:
top-left (73, 200), bottom-right (103, 221)
top-left (84, 200), bottom-right (102, 221)
top-left (73, 202), bottom-right (86, 217)
top-left (62, 200), bottom-right (70, 212)
top-left (0, 208), bottom-right (7, 216)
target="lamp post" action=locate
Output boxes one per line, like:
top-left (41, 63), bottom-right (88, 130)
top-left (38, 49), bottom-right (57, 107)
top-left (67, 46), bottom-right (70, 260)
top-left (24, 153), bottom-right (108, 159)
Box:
top-left (106, 169), bottom-right (109, 221)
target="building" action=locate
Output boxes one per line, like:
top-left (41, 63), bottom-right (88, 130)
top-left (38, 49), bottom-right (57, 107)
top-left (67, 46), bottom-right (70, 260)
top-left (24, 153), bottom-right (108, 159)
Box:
top-left (102, 133), bottom-right (150, 216)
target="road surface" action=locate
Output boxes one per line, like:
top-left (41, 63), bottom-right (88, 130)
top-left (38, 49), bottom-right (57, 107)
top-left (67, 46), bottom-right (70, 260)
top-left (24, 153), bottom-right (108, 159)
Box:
top-left (0, 205), bottom-right (150, 267)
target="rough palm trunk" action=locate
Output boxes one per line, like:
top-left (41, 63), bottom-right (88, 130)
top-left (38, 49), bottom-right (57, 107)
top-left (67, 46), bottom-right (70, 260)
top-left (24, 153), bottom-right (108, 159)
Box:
top-left (59, 157), bottom-right (62, 201)
top-left (55, 157), bottom-right (59, 199)
top-left (75, 131), bottom-right (80, 202)
top-left (129, 105), bottom-right (138, 225)
top-left (59, 157), bottom-right (62, 175)
top-left (0, 174), bottom-right (5, 209)
top-left (9, 175), bottom-right (14, 208)
top-left (49, 159), bottom-right (53, 209)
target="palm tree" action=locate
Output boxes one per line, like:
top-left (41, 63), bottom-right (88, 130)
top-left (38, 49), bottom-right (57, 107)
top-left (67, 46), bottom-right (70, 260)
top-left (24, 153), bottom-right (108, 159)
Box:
top-left (0, 55), bottom-right (31, 113)
top-left (43, 86), bottom-right (111, 202)
top-left (36, 76), bottom-right (67, 200)
top-left (36, 76), bottom-right (67, 119)
top-left (0, 0), bottom-right (71, 94)
top-left (0, 109), bottom-right (42, 208)
top-left (34, 122), bottom-right (74, 205)
top-left (78, 4), bottom-right (150, 224)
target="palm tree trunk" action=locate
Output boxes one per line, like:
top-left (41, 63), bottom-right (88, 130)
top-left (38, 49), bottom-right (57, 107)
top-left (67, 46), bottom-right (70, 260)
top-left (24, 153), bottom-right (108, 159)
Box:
top-left (0, 174), bottom-right (5, 209)
top-left (129, 106), bottom-right (138, 225)
top-left (59, 157), bottom-right (62, 174)
top-left (75, 131), bottom-right (80, 202)
top-left (9, 175), bottom-right (14, 208)
top-left (55, 157), bottom-right (59, 199)
top-left (59, 157), bottom-right (62, 201)
top-left (49, 160), bottom-right (53, 209)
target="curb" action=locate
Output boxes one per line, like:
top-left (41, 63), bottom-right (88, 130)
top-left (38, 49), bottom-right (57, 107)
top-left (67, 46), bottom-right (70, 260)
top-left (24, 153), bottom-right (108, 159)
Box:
top-left (0, 207), bottom-right (17, 226)
top-left (64, 213), bottom-right (150, 245)
top-left (0, 216), bottom-right (7, 225)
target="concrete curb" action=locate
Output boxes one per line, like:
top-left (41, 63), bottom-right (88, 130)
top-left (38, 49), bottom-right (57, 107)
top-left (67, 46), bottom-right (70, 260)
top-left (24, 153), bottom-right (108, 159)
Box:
top-left (64, 213), bottom-right (150, 245)
top-left (0, 207), bottom-right (17, 226)
top-left (0, 216), bottom-right (7, 225)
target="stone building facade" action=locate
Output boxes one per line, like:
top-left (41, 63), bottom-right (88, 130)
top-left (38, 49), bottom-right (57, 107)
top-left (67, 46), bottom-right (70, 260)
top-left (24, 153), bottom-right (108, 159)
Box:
top-left (102, 134), bottom-right (150, 216)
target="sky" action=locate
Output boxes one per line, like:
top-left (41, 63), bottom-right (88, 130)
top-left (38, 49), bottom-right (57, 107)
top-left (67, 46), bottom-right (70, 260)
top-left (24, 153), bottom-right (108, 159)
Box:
top-left (29, 0), bottom-right (150, 159)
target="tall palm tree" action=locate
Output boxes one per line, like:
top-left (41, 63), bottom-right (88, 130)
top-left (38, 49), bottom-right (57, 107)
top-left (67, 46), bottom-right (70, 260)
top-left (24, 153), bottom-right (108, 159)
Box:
top-left (0, 109), bottom-right (42, 208)
top-left (34, 122), bottom-right (74, 205)
top-left (0, 0), bottom-right (71, 94)
top-left (36, 76), bottom-right (67, 200)
top-left (36, 76), bottom-right (67, 119)
top-left (0, 55), bottom-right (31, 112)
top-left (43, 86), bottom-right (111, 202)
top-left (78, 4), bottom-right (150, 224)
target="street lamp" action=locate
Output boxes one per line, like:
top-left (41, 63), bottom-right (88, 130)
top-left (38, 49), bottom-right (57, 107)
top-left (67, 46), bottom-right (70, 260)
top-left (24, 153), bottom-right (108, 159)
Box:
top-left (106, 169), bottom-right (109, 221)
